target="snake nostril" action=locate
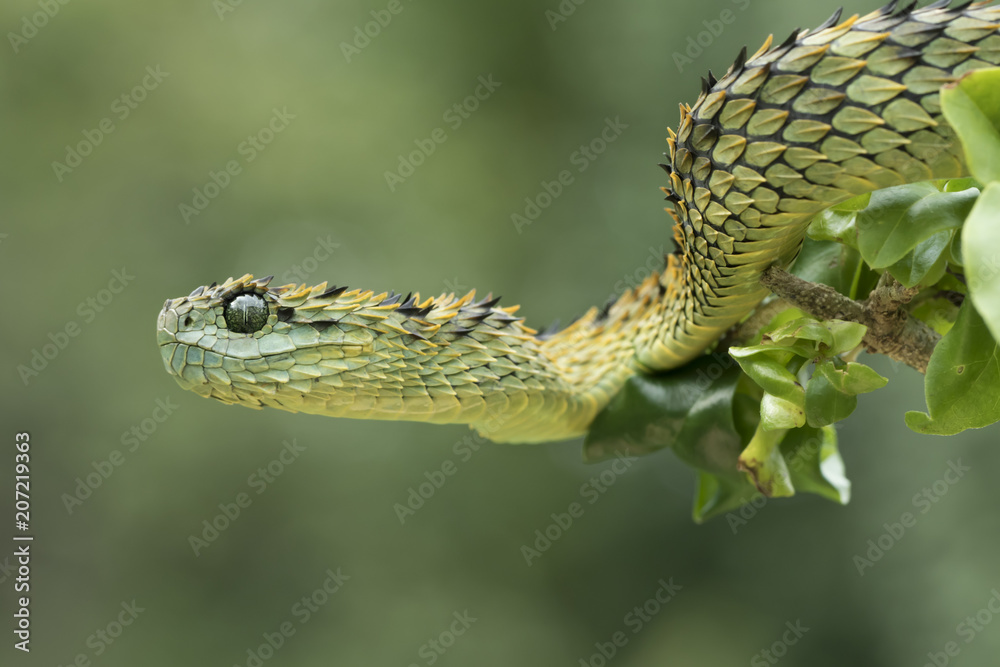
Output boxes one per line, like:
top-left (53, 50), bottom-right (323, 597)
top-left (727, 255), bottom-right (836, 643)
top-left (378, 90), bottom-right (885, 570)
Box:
top-left (183, 315), bottom-right (193, 327)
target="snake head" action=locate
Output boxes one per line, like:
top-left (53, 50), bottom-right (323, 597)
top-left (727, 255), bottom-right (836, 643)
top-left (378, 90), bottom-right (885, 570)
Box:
top-left (156, 273), bottom-right (544, 426)
top-left (155, 273), bottom-right (389, 410)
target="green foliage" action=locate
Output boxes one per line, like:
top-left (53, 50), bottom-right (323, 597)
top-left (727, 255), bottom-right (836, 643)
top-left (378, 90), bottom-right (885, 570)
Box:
top-left (941, 68), bottom-right (1000, 184)
top-left (905, 301), bottom-right (1000, 435)
top-left (963, 183), bottom-right (1000, 342)
top-left (584, 68), bottom-right (1000, 522)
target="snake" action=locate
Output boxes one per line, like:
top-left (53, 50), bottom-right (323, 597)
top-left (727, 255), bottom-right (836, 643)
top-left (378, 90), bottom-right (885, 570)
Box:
top-left (157, 1), bottom-right (1000, 444)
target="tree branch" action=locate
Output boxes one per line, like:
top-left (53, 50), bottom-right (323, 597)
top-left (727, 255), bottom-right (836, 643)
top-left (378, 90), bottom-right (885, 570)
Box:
top-left (759, 266), bottom-right (941, 373)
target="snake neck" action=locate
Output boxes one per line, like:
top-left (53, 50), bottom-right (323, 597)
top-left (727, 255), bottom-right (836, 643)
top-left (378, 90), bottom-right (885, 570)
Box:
top-left (159, 1), bottom-right (1000, 444)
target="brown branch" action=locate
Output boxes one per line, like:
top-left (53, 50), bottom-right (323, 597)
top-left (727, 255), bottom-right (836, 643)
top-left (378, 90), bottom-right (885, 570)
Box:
top-left (759, 266), bottom-right (941, 373)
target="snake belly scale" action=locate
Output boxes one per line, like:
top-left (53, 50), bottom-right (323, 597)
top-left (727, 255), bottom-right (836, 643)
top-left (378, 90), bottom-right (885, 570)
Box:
top-left (158, 1), bottom-right (1000, 444)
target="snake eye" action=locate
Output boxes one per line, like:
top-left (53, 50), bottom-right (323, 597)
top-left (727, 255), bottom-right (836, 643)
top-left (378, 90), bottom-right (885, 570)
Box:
top-left (224, 293), bottom-right (269, 334)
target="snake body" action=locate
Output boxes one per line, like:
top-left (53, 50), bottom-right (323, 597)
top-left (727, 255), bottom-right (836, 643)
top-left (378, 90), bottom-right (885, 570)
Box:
top-left (158, 1), bottom-right (1000, 443)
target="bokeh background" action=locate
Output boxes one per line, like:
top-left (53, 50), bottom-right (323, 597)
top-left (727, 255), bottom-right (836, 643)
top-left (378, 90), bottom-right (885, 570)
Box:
top-left (3, 0), bottom-right (1000, 664)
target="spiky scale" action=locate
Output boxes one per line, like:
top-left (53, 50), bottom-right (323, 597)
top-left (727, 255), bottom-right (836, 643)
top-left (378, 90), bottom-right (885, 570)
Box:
top-left (866, 44), bottom-right (922, 75)
top-left (744, 142), bottom-right (787, 168)
top-left (975, 34), bottom-right (1000, 63)
top-left (893, 20), bottom-right (945, 46)
top-left (902, 65), bottom-right (953, 93)
top-left (820, 136), bottom-right (868, 162)
top-left (692, 156), bottom-right (713, 182)
top-left (847, 74), bottom-right (908, 104)
top-left (690, 124), bottom-right (720, 152)
top-left (712, 134), bottom-right (747, 165)
top-left (778, 43), bottom-right (832, 72)
top-left (760, 74), bottom-right (810, 104)
top-left (946, 15), bottom-right (1000, 41)
top-left (696, 90), bottom-right (728, 120)
top-left (832, 29), bottom-right (890, 58)
top-left (718, 98), bottom-right (757, 130)
top-left (882, 98), bottom-right (938, 132)
top-left (809, 55), bottom-right (868, 85)
top-left (732, 165), bottom-right (766, 192)
top-left (746, 109), bottom-right (790, 136)
top-left (723, 191), bottom-right (755, 216)
top-left (693, 187), bottom-right (713, 211)
top-left (764, 164), bottom-right (804, 189)
top-left (749, 187), bottom-right (780, 213)
top-left (784, 147), bottom-right (828, 170)
top-left (832, 106), bottom-right (886, 134)
top-left (804, 161), bottom-right (845, 185)
top-left (792, 87), bottom-right (847, 115)
top-left (708, 170), bottom-right (735, 198)
top-left (728, 66), bottom-right (770, 96)
top-left (783, 119), bottom-right (833, 144)
top-left (922, 36), bottom-right (979, 66)
top-left (861, 127), bottom-right (911, 154)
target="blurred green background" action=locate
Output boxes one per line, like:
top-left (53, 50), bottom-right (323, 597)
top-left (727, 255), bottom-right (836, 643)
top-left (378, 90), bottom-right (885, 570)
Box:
top-left (3, 0), bottom-right (1000, 665)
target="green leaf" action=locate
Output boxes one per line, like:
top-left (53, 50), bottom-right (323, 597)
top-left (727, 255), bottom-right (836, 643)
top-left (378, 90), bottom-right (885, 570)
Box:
top-left (760, 392), bottom-right (806, 430)
top-left (855, 183), bottom-right (978, 269)
top-left (941, 67), bottom-right (1000, 184)
top-left (887, 230), bottom-right (953, 288)
top-left (691, 391), bottom-right (764, 522)
top-left (832, 192), bottom-right (872, 212)
top-left (738, 425), bottom-right (794, 497)
top-left (815, 360), bottom-right (888, 395)
top-left (804, 371), bottom-right (858, 427)
top-left (692, 472), bottom-right (748, 523)
top-left (911, 296), bottom-right (961, 337)
top-left (729, 348), bottom-right (805, 404)
top-left (905, 301), bottom-right (1000, 435)
top-left (944, 178), bottom-right (981, 193)
top-left (962, 182), bottom-right (1000, 342)
top-left (780, 426), bottom-right (850, 505)
top-left (808, 207), bottom-right (860, 249)
top-left (768, 319), bottom-right (835, 347)
top-left (825, 320), bottom-right (868, 356)
top-left (582, 355), bottom-right (742, 462)
top-left (792, 236), bottom-right (875, 298)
